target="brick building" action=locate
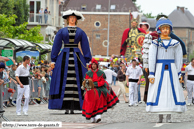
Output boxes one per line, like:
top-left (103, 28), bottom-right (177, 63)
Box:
top-left (63, 0), bottom-right (138, 56)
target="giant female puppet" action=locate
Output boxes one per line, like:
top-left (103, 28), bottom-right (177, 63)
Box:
top-left (49, 10), bottom-right (92, 114)
top-left (142, 15), bottom-right (187, 103)
top-left (146, 17), bottom-right (186, 123)
top-left (120, 12), bottom-right (146, 62)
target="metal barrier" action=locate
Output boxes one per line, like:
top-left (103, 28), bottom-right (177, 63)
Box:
top-left (2, 78), bottom-right (51, 108)
top-left (0, 84), bottom-right (9, 121)
top-left (30, 78), bottom-right (50, 105)
top-left (28, 13), bottom-right (52, 25)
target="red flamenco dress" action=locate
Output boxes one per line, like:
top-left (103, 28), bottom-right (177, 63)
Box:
top-left (82, 69), bottom-right (119, 120)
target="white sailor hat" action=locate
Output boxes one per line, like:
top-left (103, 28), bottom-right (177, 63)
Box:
top-left (62, 10), bottom-right (85, 21)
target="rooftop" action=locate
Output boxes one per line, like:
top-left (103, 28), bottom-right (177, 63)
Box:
top-left (144, 6), bottom-right (194, 30)
top-left (64, 0), bottom-right (138, 12)
top-left (168, 6), bottom-right (194, 28)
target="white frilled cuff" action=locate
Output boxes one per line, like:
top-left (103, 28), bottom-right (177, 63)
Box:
top-left (142, 44), bottom-right (150, 49)
top-left (51, 62), bottom-right (55, 64)
top-left (142, 48), bottom-right (149, 53)
top-left (148, 75), bottom-right (155, 79)
top-left (143, 58), bottom-right (148, 63)
top-left (178, 73), bottom-right (182, 79)
top-left (142, 54), bottom-right (148, 58)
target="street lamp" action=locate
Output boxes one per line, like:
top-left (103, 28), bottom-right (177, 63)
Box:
top-left (92, 28), bottom-right (108, 56)
top-left (107, 0), bottom-right (111, 57)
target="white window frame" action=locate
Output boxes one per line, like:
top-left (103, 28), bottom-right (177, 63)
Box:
top-left (96, 4), bottom-right (101, 10)
top-left (110, 5), bottom-right (116, 10)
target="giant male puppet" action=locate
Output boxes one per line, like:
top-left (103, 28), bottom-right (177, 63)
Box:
top-left (120, 11), bottom-right (146, 62)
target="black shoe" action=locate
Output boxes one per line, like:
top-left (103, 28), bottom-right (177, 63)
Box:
top-left (70, 111), bottom-right (74, 114)
top-left (65, 112), bottom-right (69, 114)
top-left (96, 118), bottom-right (101, 123)
top-left (9, 98), bottom-right (15, 106)
top-left (65, 110), bottom-right (69, 114)
top-left (0, 110), bottom-right (5, 113)
top-left (7, 103), bottom-right (12, 107)
top-left (9, 98), bottom-right (12, 102)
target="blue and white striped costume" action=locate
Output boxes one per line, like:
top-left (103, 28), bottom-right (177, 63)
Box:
top-left (146, 38), bottom-right (186, 113)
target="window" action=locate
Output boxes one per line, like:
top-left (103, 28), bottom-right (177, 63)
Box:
top-left (81, 5), bottom-right (87, 10)
top-left (110, 5), bottom-right (116, 10)
top-left (29, 1), bottom-right (41, 23)
top-left (96, 4), bottom-right (101, 10)
top-left (94, 21), bottom-right (101, 28)
top-left (96, 34), bottom-right (101, 39)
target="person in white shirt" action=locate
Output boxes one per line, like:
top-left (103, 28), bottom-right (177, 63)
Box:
top-left (15, 56), bottom-right (30, 116)
top-left (185, 58), bottom-right (194, 105)
top-left (126, 59), bottom-right (143, 106)
top-left (39, 8), bottom-right (43, 23)
top-left (103, 65), bottom-right (117, 85)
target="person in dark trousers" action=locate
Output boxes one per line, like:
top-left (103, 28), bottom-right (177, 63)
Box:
top-left (44, 7), bottom-right (50, 24)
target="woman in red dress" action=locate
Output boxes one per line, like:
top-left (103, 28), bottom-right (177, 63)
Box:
top-left (82, 59), bottom-right (119, 123)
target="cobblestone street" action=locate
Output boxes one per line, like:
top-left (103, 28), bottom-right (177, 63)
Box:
top-left (1, 83), bottom-right (193, 129)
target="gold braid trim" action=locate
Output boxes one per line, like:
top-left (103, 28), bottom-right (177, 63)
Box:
top-left (75, 52), bottom-right (87, 69)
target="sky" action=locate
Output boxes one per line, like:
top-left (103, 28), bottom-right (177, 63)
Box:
top-left (136, 0), bottom-right (194, 16)
top-left (16, 51), bottom-right (39, 58)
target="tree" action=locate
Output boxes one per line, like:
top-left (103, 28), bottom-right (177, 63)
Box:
top-left (132, 1), bottom-right (143, 13)
top-left (0, 14), bottom-right (43, 43)
top-left (0, 0), bottom-right (29, 25)
top-left (0, 0), bottom-right (14, 16)
top-left (143, 13), bottom-right (156, 18)
top-left (23, 0), bottom-right (29, 22)
top-left (16, 56), bottom-right (23, 63)
top-left (31, 56), bottom-right (36, 60)
top-left (13, 0), bottom-right (29, 26)
top-left (189, 51), bottom-right (194, 61)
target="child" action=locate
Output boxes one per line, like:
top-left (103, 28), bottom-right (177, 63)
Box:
top-left (41, 71), bottom-right (46, 100)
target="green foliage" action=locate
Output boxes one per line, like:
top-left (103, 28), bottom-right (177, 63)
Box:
top-left (16, 56), bottom-right (23, 63)
top-left (41, 54), bottom-right (47, 61)
top-left (143, 13), bottom-right (156, 18)
top-left (0, 0), bottom-right (14, 16)
top-left (156, 13), bottom-right (168, 21)
top-left (31, 56), bottom-right (36, 60)
top-left (0, 0), bottom-right (29, 25)
top-left (0, 14), bottom-right (43, 43)
top-left (23, 0), bottom-right (29, 22)
top-left (189, 51), bottom-right (194, 61)
top-left (13, 0), bottom-right (29, 26)
top-left (133, 2), bottom-right (143, 13)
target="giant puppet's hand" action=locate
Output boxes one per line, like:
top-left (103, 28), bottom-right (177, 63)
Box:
top-left (149, 78), bottom-right (155, 84)
top-left (179, 76), bottom-right (184, 83)
top-left (145, 68), bottom-right (148, 73)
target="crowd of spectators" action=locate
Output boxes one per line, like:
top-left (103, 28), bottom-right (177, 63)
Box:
top-left (1, 59), bottom-right (53, 107)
